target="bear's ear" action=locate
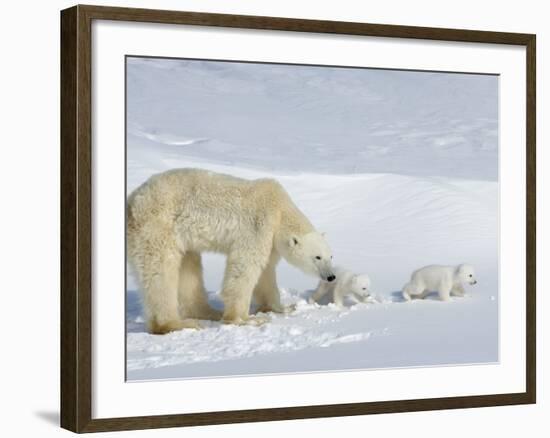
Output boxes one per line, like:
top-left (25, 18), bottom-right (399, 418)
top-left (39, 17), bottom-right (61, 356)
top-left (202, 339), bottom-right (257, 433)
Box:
top-left (289, 236), bottom-right (299, 247)
top-left (321, 232), bottom-right (327, 237)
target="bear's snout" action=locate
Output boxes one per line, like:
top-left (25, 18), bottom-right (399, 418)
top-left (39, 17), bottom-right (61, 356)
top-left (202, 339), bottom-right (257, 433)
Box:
top-left (327, 275), bottom-right (336, 282)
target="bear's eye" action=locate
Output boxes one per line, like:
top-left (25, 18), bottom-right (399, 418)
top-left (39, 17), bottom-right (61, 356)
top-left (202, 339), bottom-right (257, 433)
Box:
top-left (331, 256), bottom-right (333, 259)
top-left (315, 256), bottom-right (322, 260)
top-left (469, 274), bottom-right (473, 277)
top-left (362, 288), bottom-right (366, 290)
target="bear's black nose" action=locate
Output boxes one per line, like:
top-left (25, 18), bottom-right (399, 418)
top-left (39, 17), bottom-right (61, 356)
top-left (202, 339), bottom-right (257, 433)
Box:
top-left (327, 275), bottom-right (336, 282)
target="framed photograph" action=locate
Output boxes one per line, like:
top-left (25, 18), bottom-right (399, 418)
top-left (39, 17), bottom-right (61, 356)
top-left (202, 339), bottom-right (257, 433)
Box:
top-left (60, 4), bottom-right (536, 433)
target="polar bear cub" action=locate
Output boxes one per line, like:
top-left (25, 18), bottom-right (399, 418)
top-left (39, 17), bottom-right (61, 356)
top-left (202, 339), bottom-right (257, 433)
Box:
top-left (309, 266), bottom-right (372, 307)
top-left (402, 264), bottom-right (477, 302)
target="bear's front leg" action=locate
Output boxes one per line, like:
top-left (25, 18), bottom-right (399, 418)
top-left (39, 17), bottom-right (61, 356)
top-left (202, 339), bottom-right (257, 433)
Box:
top-left (437, 283), bottom-right (452, 301)
top-left (350, 292), bottom-right (366, 304)
top-left (308, 281), bottom-right (330, 305)
top-left (451, 283), bottom-right (466, 297)
top-left (221, 249), bottom-right (266, 325)
top-left (253, 252), bottom-right (289, 314)
top-left (332, 283), bottom-right (347, 307)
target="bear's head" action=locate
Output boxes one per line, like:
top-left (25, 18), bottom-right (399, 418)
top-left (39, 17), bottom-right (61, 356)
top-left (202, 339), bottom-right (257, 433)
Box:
top-left (279, 231), bottom-right (336, 282)
top-left (351, 274), bottom-right (372, 298)
top-left (456, 264), bottom-right (477, 285)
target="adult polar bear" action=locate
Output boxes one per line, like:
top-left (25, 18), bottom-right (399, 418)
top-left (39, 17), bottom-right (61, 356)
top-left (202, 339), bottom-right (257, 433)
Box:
top-left (127, 168), bottom-right (335, 334)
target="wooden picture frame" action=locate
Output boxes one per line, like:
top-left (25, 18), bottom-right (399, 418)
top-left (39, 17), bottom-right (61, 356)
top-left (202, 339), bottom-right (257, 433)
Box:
top-left (60, 4), bottom-right (536, 433)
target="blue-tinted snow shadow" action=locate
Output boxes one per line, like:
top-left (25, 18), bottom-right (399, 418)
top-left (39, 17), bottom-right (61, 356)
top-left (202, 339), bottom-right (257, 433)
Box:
top-left (390, 290), bottom-right (407, 302)
top-left (389, 290), bottom-right (442, 303)
top-left (126, 290), bottom-right (144, 333)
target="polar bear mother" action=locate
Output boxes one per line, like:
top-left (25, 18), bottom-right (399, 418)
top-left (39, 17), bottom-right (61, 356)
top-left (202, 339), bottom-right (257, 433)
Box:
top-left (127, 169), bottom-right (335, 333)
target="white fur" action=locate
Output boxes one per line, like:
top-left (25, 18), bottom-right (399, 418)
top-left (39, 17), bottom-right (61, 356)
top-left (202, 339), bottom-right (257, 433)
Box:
top-left (402, 264), bottom-right (477, 302)
top-left (126, 168), bottom-right (334, 333)
top-left (309, 266), bottom-right (372, 307)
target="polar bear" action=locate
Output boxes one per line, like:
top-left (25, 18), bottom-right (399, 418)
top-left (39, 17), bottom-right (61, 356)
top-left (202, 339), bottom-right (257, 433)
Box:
top-left (127, 168), bottom-right (335, 333)
top-left (402, 264), bottom-right (477, 302)
top-left (309, 267), bottom-right (372, 307)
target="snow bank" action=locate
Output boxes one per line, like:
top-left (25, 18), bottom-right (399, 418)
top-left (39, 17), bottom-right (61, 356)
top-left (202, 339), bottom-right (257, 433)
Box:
top-left (126, 164), bottom-right (498, 380)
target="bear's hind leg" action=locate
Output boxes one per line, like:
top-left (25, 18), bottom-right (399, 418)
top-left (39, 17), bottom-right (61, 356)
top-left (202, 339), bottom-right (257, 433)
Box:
top-left (139, 248), bottom-right (200, 334)
top-left (402, 282), bottom-right (423, 301)
top-left (178, 251), bottom-right (222, 321)
top-left (402, 284), bottom-right (412, 301)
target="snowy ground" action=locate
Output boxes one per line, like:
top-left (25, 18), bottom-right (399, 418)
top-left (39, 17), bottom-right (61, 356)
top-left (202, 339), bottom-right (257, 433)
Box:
top-left (125, 57), bottom-right (499, 381)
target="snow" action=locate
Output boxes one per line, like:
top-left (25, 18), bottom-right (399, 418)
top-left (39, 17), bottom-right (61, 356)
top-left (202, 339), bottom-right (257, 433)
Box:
top-left (125, 57), bottom-right (498, 381)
